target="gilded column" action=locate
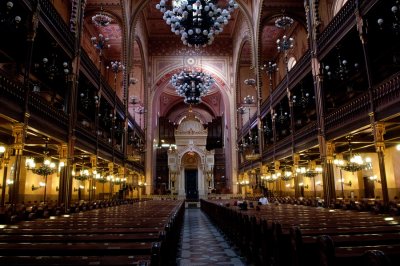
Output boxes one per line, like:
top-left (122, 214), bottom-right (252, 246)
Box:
top-left (90, 155), bottom-right (97, 201)
top-left (57, 144), bottom-right (68, 205)
top-left (1, 147), bottom-right (11, 207)
top-left (305, 0), bottom-right (335, 206)
top-left (293, 153), bottom-right (300, 197)
top-left (65, 0), bottom-right (86, 212)
top-left (324, 141), bottom-right (336, 202)
top-left (372, 122), bottom-right (389, 205)
top-left (108, 162), bottom-right (114, 199)
top-left (11, 123), bottom-right (25, 210)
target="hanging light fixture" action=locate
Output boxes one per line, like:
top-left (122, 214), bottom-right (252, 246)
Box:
top-left (274, 104), bottom-right (288, 124)
top-left (26, 138), bottom-right (57, 202)
top-left (292, 87), bottom-right (311, 108)
top-left (377, 1), bottom-right (399, 35)
top-left (171, 70), bottom-right (215, 104)
top-left (156, 0), bottom-right (238, 47)
top-left (334, 136), bottom-right (372, 173)
top-left (91, 34), bottom-right (110, 56)
top-left (274, 11), bottom-right (294, 29)
top-left (0, 1), bottom-right (22, 28)
top-left (92, 5), bottom-right (112, 27)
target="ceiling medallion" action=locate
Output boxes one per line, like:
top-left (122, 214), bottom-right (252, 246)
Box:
top-left (171, 70), bottom-right (215, 105)
top-left (156, 0), bottom-right (238, 47)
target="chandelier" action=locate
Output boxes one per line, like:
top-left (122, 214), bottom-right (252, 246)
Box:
top-left (280, 165), bottom-right (293, 181)
top-left (26, 139), bottom-right (57, 202)
top-left (292, 88), bottom-right (310, 108)
top-left (91, 34), bottom-right (110, 56)
top-left (377, 1), bottom-right (399, 35)
top-left (0, 1), bottom-right (22, 28)
top-left (277, 35), bottom-right (294, 53)
top-left (297, 166), bottom-right (323, 178)
top-left (26, 140), bottom-right (57, 177)
top-left (334, 136), bottom-right (372, 173)
top-left (274, 104), bottom-right (288, 124)
top-left (156, 0), bottom-right (238, 47)
top-left (262, 171), bottom-right (280, 183)
top-left (274, 12), bottom-right (294, 29)
top-left (92, 5), bottom-right (112, 27)
top-left (171, 70), bottom-right (215, 104)
top-left (334, 155), bottom-right (371, 173)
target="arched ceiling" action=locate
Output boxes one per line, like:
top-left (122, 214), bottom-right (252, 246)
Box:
top-left (84, 0), bottom-right (307, 127)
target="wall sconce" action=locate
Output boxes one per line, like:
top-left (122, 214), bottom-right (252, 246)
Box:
top-left (138, 181), bottom-right (147, 187)
top-left (74, 185), bottom-right (84, 192)
top-left (299, 182), bottom-right (309, 189)
top-left (32, 182), bottom-right (46, 191)
top-left (339, 178), bottom-right (352, 187)
top-left (88, 186), bottom-right (96, 192)
top-left (0, 145), bottom-right (6, 168)
top-left (396, 144), bottom-right (400, 151)
top-left (369, 175), bottom-right (381, 183)
top-left (315, 181), bottom-right (323, 186)
top-left (0, 179), bottom-right (14, 189)
top-left (285, 183), bottom-right (295, 189)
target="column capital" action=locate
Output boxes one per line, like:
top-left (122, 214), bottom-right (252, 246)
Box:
top-left (293, 153), bottom-right (300, 166)
top-left (373, 122), bottom-right (385, 152)
top-left (12, 123), bottom-right (26, 153)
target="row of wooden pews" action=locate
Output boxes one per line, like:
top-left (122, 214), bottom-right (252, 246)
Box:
top-left (0, 199), bottom-right (147, 223)
top-left (201, 199), bottom-right (400, 266)
top-left (0, 199), bottom-right (185, 265)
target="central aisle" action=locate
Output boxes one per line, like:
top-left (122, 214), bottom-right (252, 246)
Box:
top-left (176, 208), bottom-right (246, 266)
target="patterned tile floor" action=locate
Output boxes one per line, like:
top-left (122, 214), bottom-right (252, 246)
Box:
top-left (176, 208), bottom-right (247, 266)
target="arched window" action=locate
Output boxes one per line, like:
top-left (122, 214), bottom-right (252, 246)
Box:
top-left (287, 57), bottom-right (297, 71)
top-left (333, 0), bottom-right (348, 16)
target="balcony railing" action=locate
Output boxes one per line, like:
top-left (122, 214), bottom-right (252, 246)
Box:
top-left (317, 0), bottom-right (356, 58)
top-left (38, 0), bottom-right (75, 54)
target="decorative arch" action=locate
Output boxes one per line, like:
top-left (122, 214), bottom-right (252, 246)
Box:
top-left (179, 146), bottom-right (206, 167)
top-left (150, 66), bottom-right (230, 116)
top-left (181, 152), bottom-right (201, 169)
top-left (127, 36), bottom-right (147, 129)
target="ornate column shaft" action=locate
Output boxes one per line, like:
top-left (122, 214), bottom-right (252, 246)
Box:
top-left (11, 123), bottom-right (25, 211)
top-left (57, 144), bottom-right (68, 205)
top-left (324, 141), bottom-right (336, 204)
top-left (1, 147), bottom-right (11, 207)
top-left (64, 0), bottom-right (86, 212)
top-left (305, 0), bottom-right (336, 206)
top-left (373, 122), bottom-right (389, 205)
top-left (90, 155), bottom-right (97, 201)
top-left (108, 162), bottom-right (114, 198)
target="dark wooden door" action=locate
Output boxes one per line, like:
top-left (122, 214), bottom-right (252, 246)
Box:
top-left (364, 176), bottom-right (375, 198)
top-left (185, 169), bottom-right (198, 200)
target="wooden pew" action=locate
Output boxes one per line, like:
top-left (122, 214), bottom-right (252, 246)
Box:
top-left (0, 255), bottom-right (151, 266)
top-left (0, 200), bottom-right (185, 266)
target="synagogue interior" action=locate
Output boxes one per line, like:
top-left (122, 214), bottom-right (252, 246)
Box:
top-left (0, 0), bottom-right (400, 265)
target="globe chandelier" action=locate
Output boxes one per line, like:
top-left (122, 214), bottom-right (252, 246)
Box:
top-left (91, 5), bottom-right (112, 27)
top-left (156, 0), bottom-right (238, 47)
top-left (171, 69), bottom-right (215, 104)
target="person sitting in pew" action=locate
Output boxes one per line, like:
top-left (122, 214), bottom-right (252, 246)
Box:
top-left (259, 195), bottom-right (269, 205)
top-left (238, 201), bottom-right (248, 210)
